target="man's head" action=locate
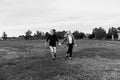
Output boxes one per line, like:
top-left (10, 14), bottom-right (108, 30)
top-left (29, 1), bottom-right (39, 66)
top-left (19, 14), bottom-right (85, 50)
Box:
top-left (50, 29), bottom-right (56, 35)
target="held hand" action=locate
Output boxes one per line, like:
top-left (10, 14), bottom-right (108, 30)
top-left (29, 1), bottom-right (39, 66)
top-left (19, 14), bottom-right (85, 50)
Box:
top-left (59, 43), bottom-right (61, 45)
top-left (44, 42), bottom-right (47, 46)
top-left (74, 44), bottom-right (77, 46)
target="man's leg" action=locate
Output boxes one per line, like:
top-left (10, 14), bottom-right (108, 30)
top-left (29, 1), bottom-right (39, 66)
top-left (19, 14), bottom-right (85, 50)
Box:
top-left (50, 46), bottom-right (55, 60)
top-left (53, 47), bottom-right (57, 58)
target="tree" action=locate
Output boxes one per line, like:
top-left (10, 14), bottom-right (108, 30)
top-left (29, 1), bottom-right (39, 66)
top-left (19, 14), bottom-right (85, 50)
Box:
top-left (2, 32), bottom-right (7, 40)
top-left (19, 35), bottom-right (25, 40)
top-left (56, 31), bottom-right (66, 39)
top-left (79, 32), bottom-right (86, 39)
top-left (73, 30), bottom-right (85, 39)
top-left (73, 31), bottom-right (80, 39)
top-left (45, 32), bottom-right (49, 37)
top-left (88, 34), bottom-right (95, 39)
top-left (117, 27), bottom-right (120, 40)
top-left (92, 28), bottom-right (98, 38)
top-left (107, 27), bottom-right (117, 40)
top-left (33, 31), bottom-right (42, 39)
top-left (24, 30), bottom-right (32, 40)
top-left (92, 27), bottom-right (106, 39)
top-left (44, 32), bottom-right (49, 40)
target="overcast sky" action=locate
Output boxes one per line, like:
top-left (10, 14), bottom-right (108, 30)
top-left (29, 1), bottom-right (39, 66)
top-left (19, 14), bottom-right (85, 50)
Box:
top-left (0, 0), bottom-right (120, 36)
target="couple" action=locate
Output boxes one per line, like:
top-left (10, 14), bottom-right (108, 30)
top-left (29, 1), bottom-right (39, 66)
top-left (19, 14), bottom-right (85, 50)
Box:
top-left (45, 29), bottom-right (76, 60)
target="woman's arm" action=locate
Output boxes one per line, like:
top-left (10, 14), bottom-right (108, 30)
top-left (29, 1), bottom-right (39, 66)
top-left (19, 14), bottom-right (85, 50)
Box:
top-left (61, 36), bottom-right (67, 44)
top-left (72, 34), bottom-right (77, 46)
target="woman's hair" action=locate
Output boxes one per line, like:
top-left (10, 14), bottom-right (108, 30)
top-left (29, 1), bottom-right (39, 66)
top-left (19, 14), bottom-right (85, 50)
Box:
top-left (66, 31), bottom-right (72, 35)
top-left (64, 31), bottom-right (72, 37)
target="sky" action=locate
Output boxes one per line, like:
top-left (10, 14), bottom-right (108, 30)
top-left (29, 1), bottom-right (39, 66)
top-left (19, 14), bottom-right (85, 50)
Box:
top-left (0, 0), bottom-right (120, 37)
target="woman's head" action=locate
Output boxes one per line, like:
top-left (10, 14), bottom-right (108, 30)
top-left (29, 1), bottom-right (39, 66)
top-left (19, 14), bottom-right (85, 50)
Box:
top-left (66, 30), bottom-right (72, 35)
top-left (64, 31), bottom-right (72, 37)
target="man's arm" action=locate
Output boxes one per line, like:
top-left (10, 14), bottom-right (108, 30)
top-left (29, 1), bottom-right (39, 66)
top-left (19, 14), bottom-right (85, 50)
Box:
top-left (45, 35), bottom-right (49, 45)
top-left (46, 35), bottom-right (49, 42)
top-left (72, 34), bottom-right (77, 46)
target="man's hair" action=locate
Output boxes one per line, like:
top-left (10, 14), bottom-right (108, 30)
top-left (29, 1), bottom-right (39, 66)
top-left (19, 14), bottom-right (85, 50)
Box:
top-left (52, 29), bottom-right (56, 34)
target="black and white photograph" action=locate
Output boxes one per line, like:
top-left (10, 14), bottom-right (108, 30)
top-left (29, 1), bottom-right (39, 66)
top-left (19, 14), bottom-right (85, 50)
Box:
top-left (0, 0), bottom-right (120, 80)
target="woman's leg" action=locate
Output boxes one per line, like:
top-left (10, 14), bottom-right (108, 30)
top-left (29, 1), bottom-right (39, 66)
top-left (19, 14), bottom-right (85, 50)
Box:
top-left (69, 44), bottom-right (73, 58)
top-left (66, 44), bottom-right (71, 57)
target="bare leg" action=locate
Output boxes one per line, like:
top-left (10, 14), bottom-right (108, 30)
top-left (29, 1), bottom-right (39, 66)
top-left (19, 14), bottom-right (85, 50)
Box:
top-left (53, 47), bottom-right (56, 57)
top-left (50, 46), bottom-right (55, 59)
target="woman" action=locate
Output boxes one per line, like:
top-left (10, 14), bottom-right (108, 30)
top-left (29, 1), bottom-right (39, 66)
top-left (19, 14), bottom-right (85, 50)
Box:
top-left (60, 31), bottom-right (75, 60)
top-left (46, 29), bottom-right (58, 60)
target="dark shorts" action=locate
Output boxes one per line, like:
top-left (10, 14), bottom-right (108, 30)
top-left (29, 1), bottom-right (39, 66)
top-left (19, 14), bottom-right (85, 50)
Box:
top-left (49, 44), bottom-right (56, 47)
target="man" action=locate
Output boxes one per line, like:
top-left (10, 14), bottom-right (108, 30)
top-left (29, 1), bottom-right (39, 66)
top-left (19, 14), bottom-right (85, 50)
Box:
top-left (45, 29), bottom-right (58, 60)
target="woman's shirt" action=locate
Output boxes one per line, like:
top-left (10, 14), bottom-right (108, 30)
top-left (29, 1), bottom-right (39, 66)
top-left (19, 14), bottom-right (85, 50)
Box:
top-left (61, 34), bottom-right (75, 45)
top-left (68, 35), bottom-right (72, 44)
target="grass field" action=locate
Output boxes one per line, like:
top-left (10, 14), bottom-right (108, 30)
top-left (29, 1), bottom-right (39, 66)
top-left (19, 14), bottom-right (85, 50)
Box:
top-left (0, 40), bottom-right (120, 80)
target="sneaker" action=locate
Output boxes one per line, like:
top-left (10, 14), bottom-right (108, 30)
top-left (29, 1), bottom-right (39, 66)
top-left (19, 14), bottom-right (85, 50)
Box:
top-left (66, 54), bottom-right (69, 58)
top-left (52, 58), bottom-right (55, 60)
top-left (68, 57), bottom-right (72, 60)
top-left (54, 53), bottom-right (56, 58)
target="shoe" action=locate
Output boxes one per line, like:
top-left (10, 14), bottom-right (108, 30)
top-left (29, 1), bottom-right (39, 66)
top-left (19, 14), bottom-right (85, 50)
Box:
top-left (68, 57), bottom-right (72, 60)
top-left (54, 53), bottom-right (56, 58)
top-left (66, 54), bottom-right (69, 58)
top-left (52, 58), bottom-right (55, 60)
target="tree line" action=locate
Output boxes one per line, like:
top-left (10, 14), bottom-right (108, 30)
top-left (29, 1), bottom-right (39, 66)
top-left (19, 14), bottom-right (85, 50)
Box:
top-left (88, 27), bottom-right (120, 40)
top-left (1, 27), bottom-right (120, 40)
